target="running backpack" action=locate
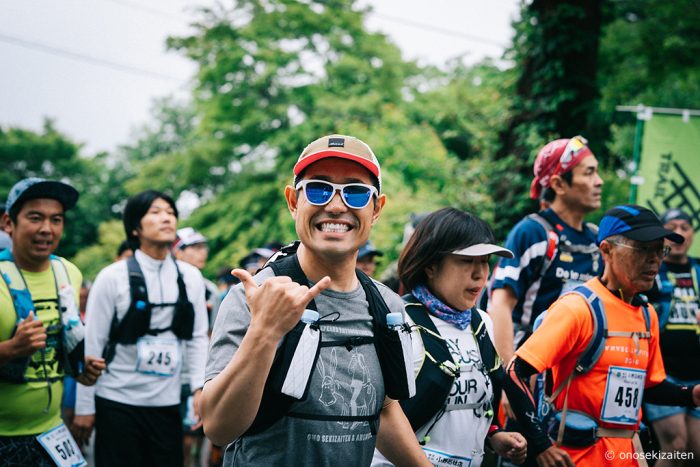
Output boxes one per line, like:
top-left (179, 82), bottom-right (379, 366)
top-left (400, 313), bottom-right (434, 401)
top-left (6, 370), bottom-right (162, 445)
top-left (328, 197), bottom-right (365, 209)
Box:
top-left (243, 242), bottom-right (413, 436)
top-left (0, 250), bottom-right (83, 383)
top-left (103, 255), bottom-right (195, 365)
top-left (533, 284), bottom-right (651, 443)
top-left (525, 212), bottom-right (599, 279)
top-left (399, 297), bottom-right (503, 433)
top-left (482, 212), bottom-right (599, 314)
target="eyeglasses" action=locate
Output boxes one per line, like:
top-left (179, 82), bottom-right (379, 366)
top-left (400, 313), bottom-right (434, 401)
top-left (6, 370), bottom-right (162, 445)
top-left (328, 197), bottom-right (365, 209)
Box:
top-left (558, 135), bottom-right (589, 172)
top-left (295, 179), bottom-right (378, 209)
top-left (609, 241), bottom-right (671, 258)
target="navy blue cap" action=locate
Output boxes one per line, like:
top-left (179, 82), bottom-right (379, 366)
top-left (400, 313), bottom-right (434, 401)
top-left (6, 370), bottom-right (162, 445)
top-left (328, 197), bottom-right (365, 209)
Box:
top-left (358, 241), bottom-right (383, 260)
top-left (660, 208), bottom-right (692, 225)
top-left (6, 178), bottom-right (79, 216)
top-left (598, 204), bottom-right (684, 245)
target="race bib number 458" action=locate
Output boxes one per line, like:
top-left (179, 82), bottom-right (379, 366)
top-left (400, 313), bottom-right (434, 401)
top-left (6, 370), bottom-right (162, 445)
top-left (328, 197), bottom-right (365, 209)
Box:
top-left (135, 336), bottom-right (181, 377)
top-left (600, 366), bottom-right (646, 425)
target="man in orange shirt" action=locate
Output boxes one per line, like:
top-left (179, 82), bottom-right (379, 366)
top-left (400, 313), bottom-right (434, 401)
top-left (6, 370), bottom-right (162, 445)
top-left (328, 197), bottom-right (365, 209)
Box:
top-left (504, 205), bottom-right (700, 466)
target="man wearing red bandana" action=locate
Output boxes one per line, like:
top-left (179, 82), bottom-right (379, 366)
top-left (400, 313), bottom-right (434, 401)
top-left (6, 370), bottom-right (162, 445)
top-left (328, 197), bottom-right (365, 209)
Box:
top-left (486, 136), bottom-right (604, 462)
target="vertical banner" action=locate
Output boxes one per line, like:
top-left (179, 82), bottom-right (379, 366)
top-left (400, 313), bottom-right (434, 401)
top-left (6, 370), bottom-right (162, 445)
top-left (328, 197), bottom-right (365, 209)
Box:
top-left (636, 113), bottom-right (700, 257)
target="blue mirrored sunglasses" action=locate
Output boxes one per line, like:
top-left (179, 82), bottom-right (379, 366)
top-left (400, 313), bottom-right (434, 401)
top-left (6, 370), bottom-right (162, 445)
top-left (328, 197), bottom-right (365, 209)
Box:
top-left (295, 179), bottom-right (378, 209)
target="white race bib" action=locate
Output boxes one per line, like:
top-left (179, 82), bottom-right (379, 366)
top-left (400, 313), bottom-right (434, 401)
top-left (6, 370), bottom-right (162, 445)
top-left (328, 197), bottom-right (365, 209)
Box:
top-left (422, 446), bottom-right (472, 467)
top-left (600, 366), bottom-right (645, 425)
top-left (135, 336), bottom-right (180, 377)
top-left (36, 423), bottom-right (86, 467)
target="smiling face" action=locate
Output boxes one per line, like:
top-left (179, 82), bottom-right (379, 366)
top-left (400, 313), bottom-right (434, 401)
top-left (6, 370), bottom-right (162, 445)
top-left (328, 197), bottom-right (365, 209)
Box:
top-left (425, 254), bottom-right (490, 311)
top-left (134, 197), bottom-right (177, 248)
top-left (285, 158), bottom-right (385, 264)
top-left (7, 198), bottom-right (65, 271)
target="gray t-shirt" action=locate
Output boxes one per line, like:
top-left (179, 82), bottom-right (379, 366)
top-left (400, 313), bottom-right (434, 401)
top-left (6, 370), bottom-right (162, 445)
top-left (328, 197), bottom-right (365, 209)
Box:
top-left (206, 267), bottom-right (406, 467)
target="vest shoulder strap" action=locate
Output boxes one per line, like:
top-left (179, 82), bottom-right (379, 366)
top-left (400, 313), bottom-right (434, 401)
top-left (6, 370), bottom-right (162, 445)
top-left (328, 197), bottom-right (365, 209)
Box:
top-left (127, 255), bottom-right (149, 308)
top-left (50, 256), bottom-right (72, 291)
top-left (404, 297), bottom-right (452, 366)
top-left (526, 212), bottom-right (559, 276)
top-left (268, 253), bottom-right (317, 312)
top-left (566, 285), bottom-right (608, 374)
top-left (471, 310), bottom-right (501, 373)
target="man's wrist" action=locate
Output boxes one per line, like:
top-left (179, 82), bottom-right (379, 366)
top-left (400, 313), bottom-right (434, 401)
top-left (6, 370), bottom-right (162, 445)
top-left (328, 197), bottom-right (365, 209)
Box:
top-left (0, 339), bottom-right (19, 363)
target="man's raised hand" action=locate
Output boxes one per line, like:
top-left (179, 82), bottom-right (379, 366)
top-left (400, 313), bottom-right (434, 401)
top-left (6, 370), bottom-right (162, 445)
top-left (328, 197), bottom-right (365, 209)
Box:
top-left (232, 269), bottom-right (331, 341)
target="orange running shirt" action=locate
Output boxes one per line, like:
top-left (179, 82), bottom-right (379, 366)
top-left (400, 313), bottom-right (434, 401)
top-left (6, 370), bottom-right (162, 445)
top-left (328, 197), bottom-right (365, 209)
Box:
top-left (516, 278), bottom-right (666, 465)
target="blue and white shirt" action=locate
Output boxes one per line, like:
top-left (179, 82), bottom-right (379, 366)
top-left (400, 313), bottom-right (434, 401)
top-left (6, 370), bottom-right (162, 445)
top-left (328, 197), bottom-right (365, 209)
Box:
top-left (489, 209), bottom-right (601, 331)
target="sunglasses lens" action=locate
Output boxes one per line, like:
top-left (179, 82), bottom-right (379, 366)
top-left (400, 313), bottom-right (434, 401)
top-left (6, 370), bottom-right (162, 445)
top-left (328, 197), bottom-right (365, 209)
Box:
top-left (342, 185), bottom-right (372, 208)
top-left (305, 181), bottom-right (334, 205)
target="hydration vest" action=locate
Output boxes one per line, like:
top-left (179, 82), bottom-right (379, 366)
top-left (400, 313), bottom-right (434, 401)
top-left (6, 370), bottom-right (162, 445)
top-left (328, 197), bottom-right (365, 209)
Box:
top-left (243, 242), bottom-right (412, 436)
top-left (0, 250), bottom-right (80, 383)
top-left (399, 297), bottom-right (503, 432)
top-left (534, 284), bottom-right (651, 424)
top-left (482, 211), bottom-right (600, 317)
top-left (526, 212), bottom-right (600, 279)
top-left (655, 258), bottom-right (700, 331)
top-left (103, 254), bottom-right (195, 365)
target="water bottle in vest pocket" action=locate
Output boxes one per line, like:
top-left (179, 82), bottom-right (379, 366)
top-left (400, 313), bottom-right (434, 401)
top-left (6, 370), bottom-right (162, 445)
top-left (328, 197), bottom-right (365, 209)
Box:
top-left (281, 309), bottom-right (321, 399)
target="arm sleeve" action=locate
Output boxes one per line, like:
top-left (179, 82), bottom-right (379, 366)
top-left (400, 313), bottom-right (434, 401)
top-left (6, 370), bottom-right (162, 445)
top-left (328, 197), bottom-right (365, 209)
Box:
top-left (644, 304), bottom-right (667, 388)
top-left (185, 267), bottom-right (210, 392)
top-left (490, 218), bottom-right (548, 300)
top-left (504, 357), bottom-right (552, 455)
top-left (644, 380), bottom-right (696, 406)
top-left (75, 267), bottom-right (116, 416)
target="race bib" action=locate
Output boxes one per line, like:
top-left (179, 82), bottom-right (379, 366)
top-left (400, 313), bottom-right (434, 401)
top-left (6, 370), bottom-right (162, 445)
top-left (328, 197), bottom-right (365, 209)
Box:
top-left (135, 336), bottom-right (180, 377)
top-left (36, 423), bottom-right (86, 467)
top-left (600, 366), bottom-right (645, 425)
top-left (422, 447), bottom-right (472, 467)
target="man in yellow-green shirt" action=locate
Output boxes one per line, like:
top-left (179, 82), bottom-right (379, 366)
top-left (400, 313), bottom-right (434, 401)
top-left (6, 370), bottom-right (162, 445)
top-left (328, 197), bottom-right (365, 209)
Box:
top-left (0, 178), bottom-right (105, 466)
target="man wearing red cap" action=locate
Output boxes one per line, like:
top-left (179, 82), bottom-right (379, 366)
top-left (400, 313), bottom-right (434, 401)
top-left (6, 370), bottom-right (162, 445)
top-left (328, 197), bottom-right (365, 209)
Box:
top-left (200, 135), bottom-right (431, 466)
top-left (487, 137), bottom-right (604, 434)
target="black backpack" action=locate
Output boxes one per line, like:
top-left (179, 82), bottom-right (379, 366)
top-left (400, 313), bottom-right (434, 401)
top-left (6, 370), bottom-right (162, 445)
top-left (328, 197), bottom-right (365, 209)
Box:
top-left (243, 242), bottom-right (412, 436)
top-left (103, 255), bottom-right (195, 365)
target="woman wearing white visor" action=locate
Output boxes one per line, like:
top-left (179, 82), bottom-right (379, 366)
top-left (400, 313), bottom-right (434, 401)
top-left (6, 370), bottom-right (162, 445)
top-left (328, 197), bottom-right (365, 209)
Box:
top-left (372, 207), bottom-right (527, 467)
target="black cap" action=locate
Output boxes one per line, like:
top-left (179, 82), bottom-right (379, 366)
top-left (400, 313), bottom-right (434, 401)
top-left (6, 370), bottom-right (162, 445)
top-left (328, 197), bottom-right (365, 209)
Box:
top-left (598, 204), bottom-right (684, 245)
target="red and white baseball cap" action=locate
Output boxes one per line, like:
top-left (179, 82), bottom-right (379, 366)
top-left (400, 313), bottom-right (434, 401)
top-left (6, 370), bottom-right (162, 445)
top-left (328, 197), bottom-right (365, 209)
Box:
top-left (293, 134), bottom-right (381, 191)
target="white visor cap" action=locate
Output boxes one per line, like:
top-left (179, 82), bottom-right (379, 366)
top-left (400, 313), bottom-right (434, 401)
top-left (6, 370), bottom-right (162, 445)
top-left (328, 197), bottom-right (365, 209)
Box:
top-left (452, 243), bottom-right (514, 259)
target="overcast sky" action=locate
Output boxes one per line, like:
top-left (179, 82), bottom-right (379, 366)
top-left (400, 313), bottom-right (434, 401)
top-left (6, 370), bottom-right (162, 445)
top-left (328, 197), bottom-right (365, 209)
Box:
top-left (0, 0), bottom-right (519, 155)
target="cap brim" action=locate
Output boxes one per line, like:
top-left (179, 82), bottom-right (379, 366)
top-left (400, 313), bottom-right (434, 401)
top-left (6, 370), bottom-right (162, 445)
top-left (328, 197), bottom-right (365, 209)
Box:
top-left (624, 226), bottom-right (684, 244)
top-left (293, 150), bottom-right (380, 179)
top-left (452, 243), bottom-right (514, 258)
top-left (358, 250), bottom-right (383, 259)
top-left (18, 181), bottom-right (79, 211)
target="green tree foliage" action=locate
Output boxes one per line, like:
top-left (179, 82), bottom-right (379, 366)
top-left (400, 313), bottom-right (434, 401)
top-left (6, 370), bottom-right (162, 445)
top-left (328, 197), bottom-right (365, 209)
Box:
top-left (71, 220), bottom-right (125, 281)
top-left (599, 0), bottom-right (700, 171)
top-left (153, 0), bottom-right (469, 275)
top-left (490, 0), bottom-right (605, 236)
top-left (0, 121), bottom-right (129, 258)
